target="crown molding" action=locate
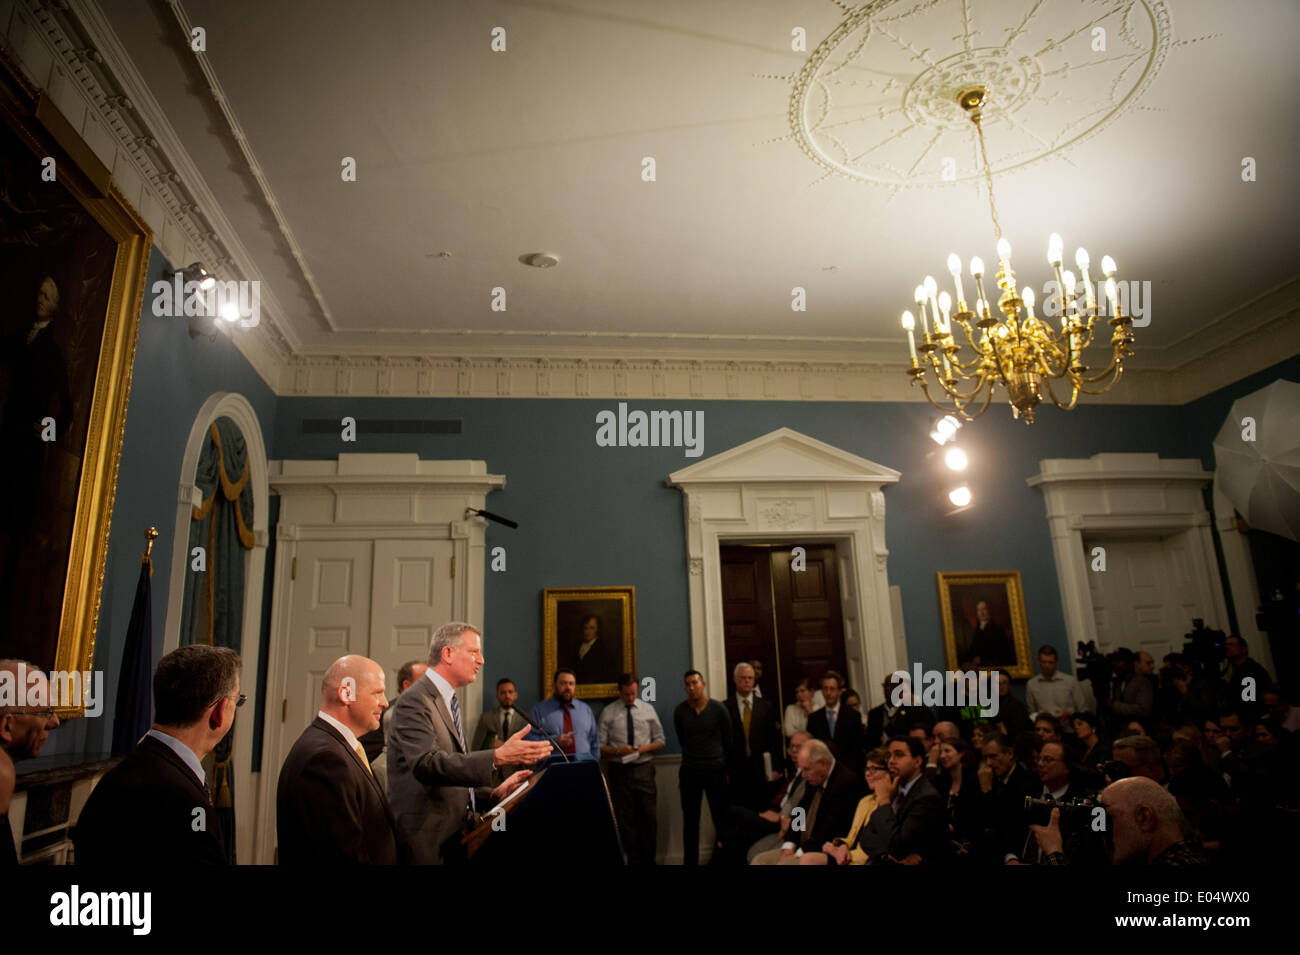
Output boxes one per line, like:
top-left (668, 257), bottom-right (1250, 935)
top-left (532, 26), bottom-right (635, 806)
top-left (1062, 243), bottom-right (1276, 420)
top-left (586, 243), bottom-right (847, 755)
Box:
top-left (9, 0), bottom-right (1295, 407)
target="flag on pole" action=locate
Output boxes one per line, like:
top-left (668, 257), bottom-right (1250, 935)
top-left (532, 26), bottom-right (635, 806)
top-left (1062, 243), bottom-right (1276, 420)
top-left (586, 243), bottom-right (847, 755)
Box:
top-left (112, 552), bottom-right (153, 755)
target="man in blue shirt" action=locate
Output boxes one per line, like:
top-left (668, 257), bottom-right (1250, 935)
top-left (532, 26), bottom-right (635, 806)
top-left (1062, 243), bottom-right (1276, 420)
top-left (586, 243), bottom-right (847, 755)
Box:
top-left (530, 669), bottom-right (599, 759)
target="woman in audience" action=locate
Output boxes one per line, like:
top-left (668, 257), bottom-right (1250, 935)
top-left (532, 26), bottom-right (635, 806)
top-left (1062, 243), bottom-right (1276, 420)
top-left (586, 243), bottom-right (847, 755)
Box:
top-left (798, 747), bottom-right (890, 865)
top-left (1173, 722), bottom-right (1220, 771)
top-left (934, 737), bottom-right (980, 856)
top-left (1072, 712), bottom-right (1111, 769)
top-left (783, 678), bottom-right (819, 737)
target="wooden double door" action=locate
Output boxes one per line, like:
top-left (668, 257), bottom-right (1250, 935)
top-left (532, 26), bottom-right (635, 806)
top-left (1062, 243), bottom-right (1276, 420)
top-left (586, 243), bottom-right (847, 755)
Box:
top-left (720, 543), bottom-right (846, 719)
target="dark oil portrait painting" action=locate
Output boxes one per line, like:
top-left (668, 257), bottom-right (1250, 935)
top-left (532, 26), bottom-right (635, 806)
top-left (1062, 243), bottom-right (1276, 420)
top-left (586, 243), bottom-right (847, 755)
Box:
top-left (0, 62), bottom-right (150, 694)
top-left (937, 571), bottom-right (1032, 679)
top-left (542, 586), bottom-right (637, 700)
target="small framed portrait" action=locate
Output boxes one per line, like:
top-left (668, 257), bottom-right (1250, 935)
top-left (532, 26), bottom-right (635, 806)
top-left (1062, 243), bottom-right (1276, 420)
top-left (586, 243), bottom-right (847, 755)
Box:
top-left (542, 587), bottom-right (636, 700)
top-left (937, 571), bottom-right (1032, 679)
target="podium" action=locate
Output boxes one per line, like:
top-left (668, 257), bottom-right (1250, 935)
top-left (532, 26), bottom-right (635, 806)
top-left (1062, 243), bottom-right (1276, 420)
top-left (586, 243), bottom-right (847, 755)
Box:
top-left (463, 758), bottom-right (624, 865)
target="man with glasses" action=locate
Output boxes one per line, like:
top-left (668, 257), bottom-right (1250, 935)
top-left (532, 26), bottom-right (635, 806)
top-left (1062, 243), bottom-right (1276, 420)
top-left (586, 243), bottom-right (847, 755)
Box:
top-left (388, 622), bottom-right (550, 864)
top-left (74, 645), bottom-right (242, 865)
top-left (1, 659), bottom-right (62, 864)
top-left (1008, 740), bottom-right (1096, 864)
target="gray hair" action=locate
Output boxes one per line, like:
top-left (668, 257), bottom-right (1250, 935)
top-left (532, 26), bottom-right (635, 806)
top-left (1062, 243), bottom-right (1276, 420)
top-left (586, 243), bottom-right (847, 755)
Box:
top-left (802, 738), bottom-right (833, 766)
top-left (732, 661), bottom-right (754, 680)
top-left (427, 622), bottom-right (480, 667)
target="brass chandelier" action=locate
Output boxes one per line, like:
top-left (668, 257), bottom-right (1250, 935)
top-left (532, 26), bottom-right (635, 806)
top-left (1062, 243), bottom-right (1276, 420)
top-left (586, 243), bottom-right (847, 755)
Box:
top-left (901, 87), bottom-right (1136, 424)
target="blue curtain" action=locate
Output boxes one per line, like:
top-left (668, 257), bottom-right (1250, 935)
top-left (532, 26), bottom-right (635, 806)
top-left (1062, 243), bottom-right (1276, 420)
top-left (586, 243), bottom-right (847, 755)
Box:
top-left (178, 415), bottom-right (254, 862)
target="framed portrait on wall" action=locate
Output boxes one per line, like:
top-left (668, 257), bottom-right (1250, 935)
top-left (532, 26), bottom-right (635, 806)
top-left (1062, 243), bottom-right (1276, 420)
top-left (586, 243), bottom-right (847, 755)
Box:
top-left (937, 571), bottom-right (1032, 679)
top-left (0, 50), bottom-right (152, 713)
top-left (541, 586), bottom-right (637, 700)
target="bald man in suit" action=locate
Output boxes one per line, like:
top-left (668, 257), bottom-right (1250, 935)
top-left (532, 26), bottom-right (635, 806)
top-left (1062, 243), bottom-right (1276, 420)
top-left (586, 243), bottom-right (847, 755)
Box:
top-left (277, 655), bottom-right (401, 864)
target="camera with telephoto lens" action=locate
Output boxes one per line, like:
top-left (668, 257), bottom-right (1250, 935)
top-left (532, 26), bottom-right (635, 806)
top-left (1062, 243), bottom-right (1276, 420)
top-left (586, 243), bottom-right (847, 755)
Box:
top-left (1181, 619), bottom-right (1226, 678)
top-left (1023, 795), bottom-right (1102, 829)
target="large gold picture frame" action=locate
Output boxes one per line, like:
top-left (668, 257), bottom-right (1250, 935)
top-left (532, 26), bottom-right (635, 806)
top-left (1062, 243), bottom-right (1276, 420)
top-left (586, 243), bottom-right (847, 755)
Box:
top-left (541, 586), bottom-right (637, 700)
top-left (937, 570), bottom-right (1033, 680)
top-left (0, 50), bottom-right (151, 717)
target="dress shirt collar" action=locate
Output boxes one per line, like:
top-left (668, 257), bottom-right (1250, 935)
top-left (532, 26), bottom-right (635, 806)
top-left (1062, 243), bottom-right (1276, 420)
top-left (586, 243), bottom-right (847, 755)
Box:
top-left (1044, 782), bottom-right (1069, 801)
top-left (317, 710), bottom-right (361, 753)
top-left (425, 667), bottom-right (456, 708)
top-left (1036, 672), bottom-right (1064, 682)
top-left (816, 756), bottom-right (837, 789)
top-left (736, 692), bottom-right (754, 708)
top-left (146, 728), bottom-right (205, 785)
top-left (897, 770), bottom-right (921, 799)
top-left (825, 701), bottom-right (839, 716)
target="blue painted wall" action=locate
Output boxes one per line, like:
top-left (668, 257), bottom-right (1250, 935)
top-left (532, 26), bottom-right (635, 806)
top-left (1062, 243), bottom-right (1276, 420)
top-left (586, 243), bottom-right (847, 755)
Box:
top-left (35, 247), bottom-right (277, 768)
top-left (271, 395), bottom-right (1202, 746)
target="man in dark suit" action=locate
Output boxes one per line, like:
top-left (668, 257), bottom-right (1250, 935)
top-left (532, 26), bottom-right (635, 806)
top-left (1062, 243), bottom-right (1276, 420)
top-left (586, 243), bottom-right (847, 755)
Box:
top-left (74, 645), bottom-right (240, 865)
top-left (976, 732), bottom-right (1040, 864)
top-left (277, 654), bottom-right (401, 864)
top-left (387, 622), bottom-right (551, 864)
top-left (964, 601), bottom-right (1015, 667)
top-left (724, 662), bottom-right (783, 810)
top-left (1, 659), bottom-right (63, 865)
top-left (807, 670), bottom-right (866, 771)
top-left (856, 735), bottom-right (948, 864)
top-left (559, 613), bottom-right (621, 686)
top-left (751, 739), bottom-right (864, 863)
top-left (865, 673), bottom-right (935, 750)
top-left (1010, 741), bottom-right (1103, 864)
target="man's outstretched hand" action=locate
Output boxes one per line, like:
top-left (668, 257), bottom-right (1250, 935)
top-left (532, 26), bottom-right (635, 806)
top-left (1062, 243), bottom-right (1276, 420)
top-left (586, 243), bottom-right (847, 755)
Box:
top-left (494, 726), bottom-right (554, 766)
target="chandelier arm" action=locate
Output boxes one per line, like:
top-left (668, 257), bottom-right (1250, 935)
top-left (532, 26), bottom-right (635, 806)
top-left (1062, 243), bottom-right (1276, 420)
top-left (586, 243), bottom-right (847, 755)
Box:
top-left (1040, 372), bottom-right (1080, 411)
top-left (917, 376), bottom-right (993, 421)
top-left (937, 373), bottom-right (992, 405)
top-left (1080, 355), bottom-right (1122, 383)
top-left (1075, 363), bottom-right (1125, 395)
top-left (946, 346), bottom-right (986, 375)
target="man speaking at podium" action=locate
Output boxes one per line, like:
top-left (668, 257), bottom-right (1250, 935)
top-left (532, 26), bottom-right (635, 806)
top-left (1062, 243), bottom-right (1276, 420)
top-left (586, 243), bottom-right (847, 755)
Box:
top-left (388, 622), bottom-right (552, 864)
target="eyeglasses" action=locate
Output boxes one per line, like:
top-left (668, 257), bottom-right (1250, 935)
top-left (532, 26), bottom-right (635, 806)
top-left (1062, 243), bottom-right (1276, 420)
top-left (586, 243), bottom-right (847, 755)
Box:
top-left (1036, 755), bottom-right (1060, 764)
top-left (211, 692), bottom-right (247, 709)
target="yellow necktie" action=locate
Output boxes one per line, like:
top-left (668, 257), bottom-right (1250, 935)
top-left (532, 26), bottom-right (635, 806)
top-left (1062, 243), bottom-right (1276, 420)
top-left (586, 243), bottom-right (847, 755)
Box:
top-left (742, 699), bottom-right (752, 757)
top-left (354, 742), bottom-right (374, 776)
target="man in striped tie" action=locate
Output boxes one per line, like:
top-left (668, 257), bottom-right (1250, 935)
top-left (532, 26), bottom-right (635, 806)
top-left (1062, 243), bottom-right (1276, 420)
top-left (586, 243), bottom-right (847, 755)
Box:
top-left (277, 654), bottom-right (401, 864)
top-left (388, 623), bottom-right (551, 864)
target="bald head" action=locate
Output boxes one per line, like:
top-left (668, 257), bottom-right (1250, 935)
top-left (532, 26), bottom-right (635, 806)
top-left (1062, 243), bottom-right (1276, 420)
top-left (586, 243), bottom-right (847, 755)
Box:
top-left (321, 656), bottom-right (387, 737)
top-left (933, 721), bottom-right (959, 743)
top-left (1101, 776), bottom-right (1187, 865)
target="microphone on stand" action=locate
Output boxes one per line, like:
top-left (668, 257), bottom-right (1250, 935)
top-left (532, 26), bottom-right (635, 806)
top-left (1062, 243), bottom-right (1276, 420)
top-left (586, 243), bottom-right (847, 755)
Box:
top-left (512, 709), bottom-right (572, 764)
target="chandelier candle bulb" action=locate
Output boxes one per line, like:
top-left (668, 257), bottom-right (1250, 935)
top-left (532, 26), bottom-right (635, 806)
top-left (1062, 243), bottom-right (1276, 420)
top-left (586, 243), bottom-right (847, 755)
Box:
top-left (902, 311), bottom-right (918, 362)
top-left (948, 253), bottom-right (967, 308)
top-left (997, 237), bottom-right (1012, 271)
top-left (1101, 255), bottom-right (1117, 279)
top-left (1047, 233), bottom-right (1063, 267)
top-left (1105, 277), bottom-right (1120, 316)
top-left (914, 285), bottom-right (930, 335)
top-left (1022, 286), bottom-right (1036, 319)
top-left (938, 291), bottom-right (952, 331)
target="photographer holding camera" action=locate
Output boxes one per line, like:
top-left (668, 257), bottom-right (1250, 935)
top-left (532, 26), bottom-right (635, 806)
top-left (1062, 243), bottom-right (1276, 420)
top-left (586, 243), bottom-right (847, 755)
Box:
top-left (1007, 741), bottom-right (1102, 864)
top-left (1031, 776), bottom-right (1206, 865)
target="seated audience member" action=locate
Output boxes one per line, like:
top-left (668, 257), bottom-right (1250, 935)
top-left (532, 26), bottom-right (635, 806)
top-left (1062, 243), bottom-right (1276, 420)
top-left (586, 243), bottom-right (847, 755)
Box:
top-left (1034, 713), bottom-right (1063, 744)
top-left (728, 732), bottom-right (811, 863)
top-left (993, 670), bottom-right (1030, 740)
top-left (1171, 723), bottom-right (1219, 771)
top-left (1072, 712), bottom-right (1111, 785)
top-left (799, 747), bottom-right (890, 865)
top-left (750, 739), bottom-right (863, 864)
top-left (1166, 739), bottom-right (1231, 855)
top-left (1009, 741), bottom-right (1099, 865)
top-left (808, 671), bottom-right (866, 772)
top-left (866, 674), bottom-right (934, 750)
top-left (977, 733), bottom-right (1039, 864)
top-left (934, 737), bottom-right (981, 855)
top-left (75, 646), bottom-right (241, 865)
top-left (855, 736), bottom-right (947, 865)
top-left (1014, 730), bottom-right (1042, 772)
top-left (1034, 776), bottom-right (1207, 865)
top-left (277, 655), bottom-right (400, 864)
top-left (909, 724), bottom-right (938, 779)
top-left (1111, 735), bottom-right (1166, 784)
top-left (1, 660), bottom-right (62, 866)
top-left (1262, 688), bottom-right (1300, 734)
top-left (782, 679), bottom-right (823, 737)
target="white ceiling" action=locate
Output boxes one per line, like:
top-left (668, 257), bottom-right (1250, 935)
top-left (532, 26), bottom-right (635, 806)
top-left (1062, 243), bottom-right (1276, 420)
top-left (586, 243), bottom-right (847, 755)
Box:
top-left (95, 0), bottom-right (1300, 369)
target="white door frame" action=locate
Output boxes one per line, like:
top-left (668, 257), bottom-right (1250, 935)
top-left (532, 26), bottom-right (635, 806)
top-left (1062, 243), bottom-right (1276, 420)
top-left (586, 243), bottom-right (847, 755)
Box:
top-left (161, 392), bottom-right (269, 866)
top-left (255, 454), bottom-right (503, 865)
top-left (1027, 453), bottom-right (1229, 653)
top-left (667, 428), bottom-right (902, 709)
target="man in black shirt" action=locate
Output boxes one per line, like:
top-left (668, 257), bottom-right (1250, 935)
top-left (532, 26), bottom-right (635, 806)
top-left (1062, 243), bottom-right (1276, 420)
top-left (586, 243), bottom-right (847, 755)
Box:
top-left (673, 669), bottom-right (732, 865)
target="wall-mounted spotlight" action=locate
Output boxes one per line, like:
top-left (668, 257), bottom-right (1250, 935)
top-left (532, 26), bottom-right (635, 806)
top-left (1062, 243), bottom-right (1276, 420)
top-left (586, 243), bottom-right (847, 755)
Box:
top-left (466, 507), bottom-right (519, 529)
top-left (930, 415), bottom-right (962, 445)
top-left (173, 261), bottom-right (216, 291)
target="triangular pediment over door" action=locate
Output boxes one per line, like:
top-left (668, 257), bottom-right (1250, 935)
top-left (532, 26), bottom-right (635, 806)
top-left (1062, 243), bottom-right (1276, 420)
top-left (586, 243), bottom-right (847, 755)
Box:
top-left (668, 428), bottom-right (902, 707)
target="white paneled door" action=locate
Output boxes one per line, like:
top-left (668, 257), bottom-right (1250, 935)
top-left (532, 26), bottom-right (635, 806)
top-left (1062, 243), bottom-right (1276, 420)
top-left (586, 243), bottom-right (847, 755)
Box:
top-left (283, 540), bottom-right (374, 733)
top-left (369, 539), bottom-right (456, 694)
top-left (1085, 535), bottom-right (1207, 663)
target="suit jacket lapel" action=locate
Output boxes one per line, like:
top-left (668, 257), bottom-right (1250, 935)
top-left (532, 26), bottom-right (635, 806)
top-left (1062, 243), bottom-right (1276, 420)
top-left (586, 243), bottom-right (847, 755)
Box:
top-left (426, 681), bottom-right (464, 753)
top-left (311, 717), bottom-right (390, 804)
top-left (141, 735), bottom-right (211, 805)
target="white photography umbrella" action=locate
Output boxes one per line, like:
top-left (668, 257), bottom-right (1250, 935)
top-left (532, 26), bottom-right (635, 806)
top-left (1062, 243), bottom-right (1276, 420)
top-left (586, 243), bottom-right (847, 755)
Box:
top-left (1212, 379), bottom-right (1300, 542)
